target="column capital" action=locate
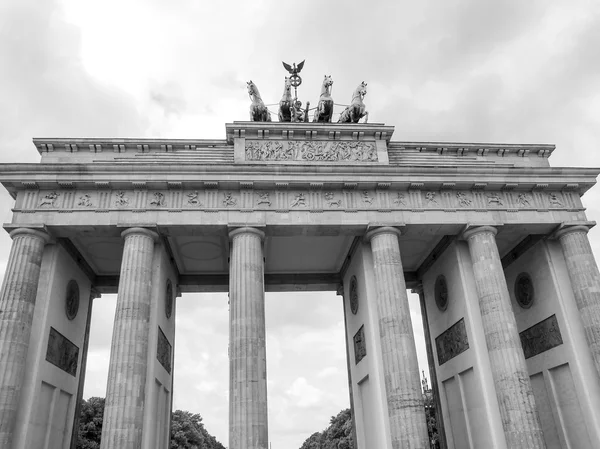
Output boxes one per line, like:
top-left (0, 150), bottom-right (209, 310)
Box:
top-left (365, 226), bottom-right (402, 242)
top-left (462, 225), bottom-right (498, 240)
top-left (553, 224), bottom-right (591, 240)
top-left (120, 227), bottom-right (159, 241)
top-left (228, 226), bottom-right (265, 241)
top-left (8, 227), bottom-right (50, 244)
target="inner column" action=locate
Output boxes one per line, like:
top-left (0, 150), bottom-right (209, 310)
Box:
top-left (463, 226), bottom-right (545, 448)
top-left (365, 227), bottom-right (429, 449)
top-left (229, 227), bottom-right (268, 449)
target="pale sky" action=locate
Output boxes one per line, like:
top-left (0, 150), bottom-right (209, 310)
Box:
top-left (1, 1), bottom-right (600, 448)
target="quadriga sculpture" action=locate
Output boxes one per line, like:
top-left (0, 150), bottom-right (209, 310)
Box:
top-left (247, 80), bottom-right (271, 122)
top-left (313, 75), bottom-right (334, 123)
top-left (338, 81), bottom-right (368, 123)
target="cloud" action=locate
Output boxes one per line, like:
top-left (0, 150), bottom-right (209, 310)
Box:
top-left (286, 377), bottom-right (324, 409)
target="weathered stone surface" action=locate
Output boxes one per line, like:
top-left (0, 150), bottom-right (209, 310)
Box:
top-left (435, 318), bottom-right (469, 365)
top-left (353, 325), bottom-right (366, 364)
top-left (100, 227), bottom-right (158, 449)
top-left (366, 227), bottom-right (429, 449)
top-left (45, 326), bottom-right (79, 376)
top-left (463, 225), bottom-right (545, 448)
top-left (556, 225), bottom-right (600, 377)
top-left (229, 227), bottom-right (268, 449)
top-left (519, 314), bottom-right (563, 359)
top-left (156, 326), bottom-right (172, 374)
top-left (0, 228), bottom-right (49, 448)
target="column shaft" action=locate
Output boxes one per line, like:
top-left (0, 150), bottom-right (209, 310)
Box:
top-left (556, 226), bottom-right (600, 377)
top-left (100, 228), bottom-right (157, 449)
top-left (229, 227), bottom-right (268, 449)
top-left (464, 226), bottom-right (545, 448)
top-left (366, 227), bottom-right (429, 449)
top-left (0, 228), bottom-right (49, 448)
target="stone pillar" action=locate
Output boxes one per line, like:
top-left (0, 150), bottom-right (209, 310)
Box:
top-left (229, 227), bottom-right (268, 449)
top-left (413, 283), bottom-right (448, 449)
top-left (555, 225), bottom-right (600, 377)
top-left (365, 227), bottom-right (429, 449)
top-left (463, 226), bottom-right (545, 448)
top-left (0, 228), bottom-right (49, 448)
top-left (101, 228), bottom-right (158, 449)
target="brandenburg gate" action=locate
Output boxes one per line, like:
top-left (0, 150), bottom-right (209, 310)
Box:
top-left (1, 121), bottom-right (600, 449)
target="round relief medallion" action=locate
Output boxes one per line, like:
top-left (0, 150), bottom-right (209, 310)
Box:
top-left (165, 279), bottom-right (173, 319)
top-left (435, 275), bottom-right (449, 311)
top-left (350, 276), bottom-right (359, 315)
top-left (515, 272), bottom-right (534, 308)
top-left (65, 280), bottom-right (79, 320)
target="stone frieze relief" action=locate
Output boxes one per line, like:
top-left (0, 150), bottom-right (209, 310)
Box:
top-left (245, 140), bottom-right (378, 162)
top-left (19, 188), bottom-right (581, 213)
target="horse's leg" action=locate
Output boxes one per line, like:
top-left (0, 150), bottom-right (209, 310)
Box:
top-left (363, 110), bottom-right (369, 123)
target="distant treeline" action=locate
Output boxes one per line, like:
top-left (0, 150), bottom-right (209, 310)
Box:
top-left (76, 397), bottom-right (225, 449)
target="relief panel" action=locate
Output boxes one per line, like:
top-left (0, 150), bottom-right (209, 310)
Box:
top-left (45, 327), bottom-right (79, 376)
top-left (157, 326), bottom-right (172, 374)
top-left (245, 140), bottom-right (378, 162)
top-left (435, 318), bottom-right (469, 365)
top-left (519, 314), bottom-right (563, 359)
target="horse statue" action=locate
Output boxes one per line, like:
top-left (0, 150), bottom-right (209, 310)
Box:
top-left (278, 77), bottom-right (293, 122)
top-left (313, 75), bottom-right (334, 123)
top-left (338, 81), bottom-right (369, 123)
top-left (247, 80), bottom-right (271, 122)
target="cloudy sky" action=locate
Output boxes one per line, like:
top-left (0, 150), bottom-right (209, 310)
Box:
top-left (2, 0), bottom-right (600, 448)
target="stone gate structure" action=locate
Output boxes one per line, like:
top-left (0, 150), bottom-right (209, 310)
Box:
top-left (0, 122), bottom-right (600, 449)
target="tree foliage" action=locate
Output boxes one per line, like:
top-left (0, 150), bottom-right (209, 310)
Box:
top-left (300, 405), bottom-right (441, 449)
top-left (75, 398), bottom-right (225, 449)
top-left (77, 397), bottom-right (105, 449)
top-left (170, 410), bottom-right (226, 449)
top-left (299, 409), bottom-right (353, 449)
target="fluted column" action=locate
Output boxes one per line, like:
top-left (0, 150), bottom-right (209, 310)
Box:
top-left (463, 226), bottom-right (545, 448)
top-left (229, 227), bottom-right (268, 449)
top-left (0, 228), bottom-right (49, 448)
top-left (100, 227), bottom-right (158, 449)
top-left (365, 227), bottom-right (428, 449)
top-left (555, 225), bottom-right (600, 377)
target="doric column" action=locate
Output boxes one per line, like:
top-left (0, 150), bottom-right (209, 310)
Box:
top-left (463, 226), bottom-right (545, 448)
top-left (0, 228), bottom-right (49, 448)
top-left (365, 227), bottom-right (429, 449)
top-left (555, 225), bottom-right (600, 377)
top-left (101, 227), bottom-right (158, 449)
top-left (229, 227), bottom-right (268, 449)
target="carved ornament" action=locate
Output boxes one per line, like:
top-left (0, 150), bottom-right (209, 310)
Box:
top-left (519, 314), bottom-right (563, 359)
top-left (514, 272), bottom-right (534, 308)
top-left (157, 326), bottom-right (172, 374)
top-left (46, 327), bottom-right (79, 376)
top-left (353, 325), bottom-right (366, 364)
top-left (65, 280), bottom-right (79, 321)
top-left (350, 276), bottom-right (359, 315)
top-left (435, 318), bottom-right (469, 365)
top-left (245, 140), bottom-right (378, 162)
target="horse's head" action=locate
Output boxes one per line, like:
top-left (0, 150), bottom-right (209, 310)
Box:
top-left (323, 75), bottom-right (333, 89)
top-left (247, 80), bottom-right (256, 97)
top-left (352, 81), bottom-right (368, 102)
top-left (283, 77), bottom-right (291, 94)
